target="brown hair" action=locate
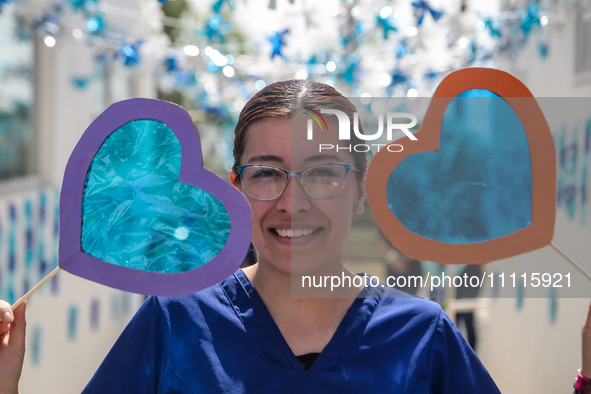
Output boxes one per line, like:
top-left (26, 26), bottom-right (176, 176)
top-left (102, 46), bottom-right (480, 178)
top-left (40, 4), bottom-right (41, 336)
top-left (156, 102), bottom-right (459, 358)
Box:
top-left (232, 79), bottom-right (367, 181)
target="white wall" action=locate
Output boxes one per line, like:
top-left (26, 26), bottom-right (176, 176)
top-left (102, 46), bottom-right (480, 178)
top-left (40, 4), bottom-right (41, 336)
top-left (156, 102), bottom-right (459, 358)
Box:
top-left (0, 31), bottom-right (152, 393)
top-left (478, 7), bottom-right (591, 393)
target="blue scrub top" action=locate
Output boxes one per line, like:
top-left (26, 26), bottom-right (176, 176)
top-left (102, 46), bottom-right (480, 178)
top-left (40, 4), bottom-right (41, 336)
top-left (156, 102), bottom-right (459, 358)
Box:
top-left (82, 269), bottom-right (500, 393)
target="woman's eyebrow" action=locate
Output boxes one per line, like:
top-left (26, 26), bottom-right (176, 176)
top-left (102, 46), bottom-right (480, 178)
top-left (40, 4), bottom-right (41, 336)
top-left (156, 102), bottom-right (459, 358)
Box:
top-left (303, 154), bottom-right (342, 163)
top-left (247, 155), bottom-right (284, 164)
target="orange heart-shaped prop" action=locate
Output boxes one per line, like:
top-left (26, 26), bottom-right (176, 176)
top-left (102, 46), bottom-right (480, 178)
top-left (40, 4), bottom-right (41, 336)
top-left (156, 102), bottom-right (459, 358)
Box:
top-left (367, 68), bottom-right (556, 265)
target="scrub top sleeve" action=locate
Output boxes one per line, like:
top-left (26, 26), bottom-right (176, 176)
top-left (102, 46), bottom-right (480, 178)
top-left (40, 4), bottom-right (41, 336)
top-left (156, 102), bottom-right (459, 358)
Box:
top-left (81, 296), bottom-right (166, 394)
top-left (429, 309), bottom-right (501, 394)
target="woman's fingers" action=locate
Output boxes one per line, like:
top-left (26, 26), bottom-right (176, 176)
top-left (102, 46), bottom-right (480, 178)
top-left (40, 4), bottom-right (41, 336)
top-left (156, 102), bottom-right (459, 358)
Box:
top-left (0, 300), bottom-right (14, 337)
top-left (8, 301), bottom-right (27, 355)
top-left (0, 300), bottom-right (14, 323)
top-left (0, 300), bottom-right (26, 394)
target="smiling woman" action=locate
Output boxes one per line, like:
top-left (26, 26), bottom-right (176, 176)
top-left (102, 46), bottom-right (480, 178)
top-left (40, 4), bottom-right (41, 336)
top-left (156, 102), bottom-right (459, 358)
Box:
top-left (0, 80), bottom-right (501, 394)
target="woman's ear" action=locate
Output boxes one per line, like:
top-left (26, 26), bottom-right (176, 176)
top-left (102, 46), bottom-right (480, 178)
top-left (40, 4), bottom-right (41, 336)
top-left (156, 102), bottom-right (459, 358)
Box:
top-left (229, 171), bottom-right (241, 189)
top-left (354, 171), bottom-right (367, 214)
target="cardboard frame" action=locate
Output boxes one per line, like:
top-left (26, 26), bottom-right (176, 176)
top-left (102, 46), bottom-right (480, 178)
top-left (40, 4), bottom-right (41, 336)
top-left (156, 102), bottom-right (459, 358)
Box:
top-left (59, 98), bottom-right (252, 296)
top-left (367, 68), bottom-right (556, 265)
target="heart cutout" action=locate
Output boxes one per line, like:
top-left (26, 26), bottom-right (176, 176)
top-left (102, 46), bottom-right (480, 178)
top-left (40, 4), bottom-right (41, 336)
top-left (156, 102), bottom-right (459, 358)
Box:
top-left (59, 98), bottom-right (252, 296)
top-left (367, 68), bottom-right (556, 265)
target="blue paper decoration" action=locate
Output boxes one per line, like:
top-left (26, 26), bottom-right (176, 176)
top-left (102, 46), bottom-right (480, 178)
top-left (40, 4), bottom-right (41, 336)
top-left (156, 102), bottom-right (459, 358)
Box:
top-left (267, 29), bottom-right (289, 59)
top-left (81, 119), bottom-right (231, 274)
top-left (376, 14), bottom-right (397, 39)
top-left (90, 298), bottom-right (100, 329)
top-left (412, 0), bottom-right (443, 26)
top-left (387, 89), bottom-right (532, 244)
top-left (120, 41), bottom-right (143, 67)
top-left (521, 2), bottom-right (541, 40)
top-left (31, 325), bottom-right (42, 365)
top-left (68, 305), bottom-right (78, 340)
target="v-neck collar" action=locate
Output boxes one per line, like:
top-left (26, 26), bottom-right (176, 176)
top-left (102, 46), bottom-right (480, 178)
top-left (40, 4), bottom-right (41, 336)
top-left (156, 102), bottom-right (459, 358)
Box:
top-left (222, 269), bottom-right (382, 372)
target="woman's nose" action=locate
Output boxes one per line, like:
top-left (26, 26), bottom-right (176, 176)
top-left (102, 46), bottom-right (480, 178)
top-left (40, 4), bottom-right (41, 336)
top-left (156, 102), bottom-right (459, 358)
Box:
top-left (275, 175), bottom-right (311, 213)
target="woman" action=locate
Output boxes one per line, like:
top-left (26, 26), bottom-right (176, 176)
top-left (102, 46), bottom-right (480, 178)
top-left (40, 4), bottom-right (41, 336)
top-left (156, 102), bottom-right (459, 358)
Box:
top-left (0, 80), bottom-right (500, 393)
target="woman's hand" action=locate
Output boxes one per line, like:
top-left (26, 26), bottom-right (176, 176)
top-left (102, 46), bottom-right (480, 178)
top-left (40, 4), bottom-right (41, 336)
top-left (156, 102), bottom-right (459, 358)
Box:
top-left (0, 300), bottom-right (26, 394)
top-left (582, 301), bottom-right (591, 379)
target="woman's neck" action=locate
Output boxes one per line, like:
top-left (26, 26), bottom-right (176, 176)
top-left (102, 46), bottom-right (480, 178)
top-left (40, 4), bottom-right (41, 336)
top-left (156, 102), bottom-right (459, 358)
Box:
top-left (241, 262), bottom-right (364, 355)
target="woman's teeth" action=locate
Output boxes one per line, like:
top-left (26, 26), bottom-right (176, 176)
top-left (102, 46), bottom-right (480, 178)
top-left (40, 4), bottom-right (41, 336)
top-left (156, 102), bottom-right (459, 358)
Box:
top-left (274, 229), bottom-right (315, 238)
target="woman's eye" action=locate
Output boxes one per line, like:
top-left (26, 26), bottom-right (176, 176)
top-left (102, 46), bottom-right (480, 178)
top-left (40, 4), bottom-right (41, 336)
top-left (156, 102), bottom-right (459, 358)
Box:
top-left (251, 169), bottom-right (281, 178)
top-left (311, 168), bottom-right (341, 177)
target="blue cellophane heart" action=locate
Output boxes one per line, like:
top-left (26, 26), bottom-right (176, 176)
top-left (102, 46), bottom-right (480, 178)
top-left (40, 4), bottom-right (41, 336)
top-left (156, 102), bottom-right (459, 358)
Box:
top-left (81, 119), bottom-right (231, 273)
top-left (387, 90), bottom-right (532, 244)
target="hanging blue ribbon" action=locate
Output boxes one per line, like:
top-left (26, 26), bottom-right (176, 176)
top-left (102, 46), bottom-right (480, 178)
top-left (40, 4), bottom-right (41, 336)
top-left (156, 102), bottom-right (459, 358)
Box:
top-left (376, 14), bottom-right (397, 39)
top-left (120, 41), bottom-right (143, 67)
top-left (395, 40), bottom-right (407, 58)
top-left (212, 0), bottom-right (233, 12)
top-left (72, 75), bottom-right (91, 90)
top-left (164, 56), bottom-right (178, 72)
top-left (481, 18), bottom-right (502, 38)
top-left (205, 12), bottom-right (226, 42)
top-left (538, 40), bottom-right (548, 60)
top-left (521, 2), bottom-right (541, 40)
top-left (390, 70), bottom-right (408, 87)
top-left (411, 0), bottom-right (443, 26)
top-left (341, 55), bottom-right (358, 84)
top-left (86, 15), bottom-right (104, 33)
top-left (424, 69), bottom-right (439, 80)
top-left (267, 29), bottom-right (289, 59)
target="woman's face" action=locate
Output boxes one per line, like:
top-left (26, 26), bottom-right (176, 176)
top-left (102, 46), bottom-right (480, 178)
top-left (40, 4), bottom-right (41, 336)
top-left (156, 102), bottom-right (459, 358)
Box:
top-left (232, 116), bottom-right (365, 276)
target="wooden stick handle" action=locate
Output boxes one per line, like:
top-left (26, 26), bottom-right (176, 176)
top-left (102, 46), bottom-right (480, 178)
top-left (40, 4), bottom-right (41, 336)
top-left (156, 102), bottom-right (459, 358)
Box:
top-left (550, 241), bottom-right (591, 282)
top-left (12, 266), bottom-right (62, 310)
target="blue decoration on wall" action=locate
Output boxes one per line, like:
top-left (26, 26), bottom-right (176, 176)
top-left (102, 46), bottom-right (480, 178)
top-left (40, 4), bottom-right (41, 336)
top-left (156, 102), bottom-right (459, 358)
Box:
top-left (38, 191), bottom-right (48, 280)
top-left (582, 121), bottom-right (590, 225)
top-left (412, 0), bottom-right (443, 26)
top-left (90, 298), bottom-right (100, 330)
top-left (68, 305), bottom-right (78, 341)
top-left (8, 204), bottom-right (16, 272)
top-left (538, 41), bottom-right (548, 60)
top-left (267, 29), bottom-right (289, 59)
top-left (516, 278), bottom-right (524, 311)
top-left (557, 126), bottom-right (578, 219)
top-left (387, 90), bottom-right (532, 244)
top-left (23, 200), bottom-right (33, 294)
top-left (549, 287), bottom-right (557, 323)
top-left (31, 325), bottom-right (42, 365)
top-left (122, 292), bottom-right (132, 314)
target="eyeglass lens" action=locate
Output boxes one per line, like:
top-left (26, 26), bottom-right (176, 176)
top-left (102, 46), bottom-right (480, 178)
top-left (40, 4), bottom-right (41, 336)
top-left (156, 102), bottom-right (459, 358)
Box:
top-left (241, 164), bottom-right (349, 200)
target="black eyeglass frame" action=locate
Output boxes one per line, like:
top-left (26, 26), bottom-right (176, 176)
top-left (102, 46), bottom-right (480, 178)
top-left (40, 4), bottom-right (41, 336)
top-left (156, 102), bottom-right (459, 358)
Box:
top-left (236, 162), bottom-right (359, 201)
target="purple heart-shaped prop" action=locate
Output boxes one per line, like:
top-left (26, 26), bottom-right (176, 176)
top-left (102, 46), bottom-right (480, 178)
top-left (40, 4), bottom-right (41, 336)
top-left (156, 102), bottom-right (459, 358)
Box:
top-left (59, 98), bottom-right (252, 296)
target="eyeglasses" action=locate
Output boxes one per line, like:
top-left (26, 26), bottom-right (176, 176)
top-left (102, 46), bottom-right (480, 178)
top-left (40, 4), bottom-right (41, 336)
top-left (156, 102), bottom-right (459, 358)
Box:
top-left (236, 163), bottom-right (359, 200)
